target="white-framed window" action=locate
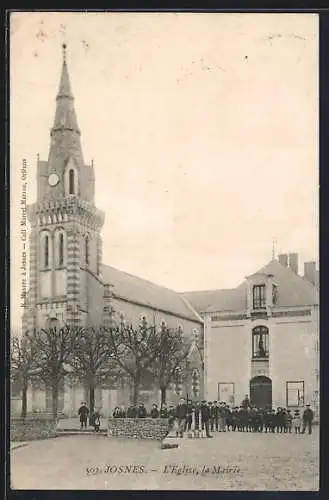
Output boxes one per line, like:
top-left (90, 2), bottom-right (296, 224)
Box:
top-left (286, 381), bottom-right (304, 407)
top-left (218, 382), bottom-right (235, 406)
top-left (252, 326), bottom-right (269, 358)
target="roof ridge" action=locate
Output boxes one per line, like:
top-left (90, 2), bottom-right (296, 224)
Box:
top-left (102, 263), bottom-right (183, 295)
top-left (182, 287), bottom-right (236, 295)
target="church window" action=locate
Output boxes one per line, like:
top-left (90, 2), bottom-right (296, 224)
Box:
top-left (286, 381), bottom-right (304, 407)
top-left (59, 233), bottom-right (64, 266)
top-left (85, 235), bottom-right (89, 265)
top-left (252, 326), bottom-right (269, 359)
top-left (69, 169), bottom-right (75, 195)
top-left (253, 284), bottom-right (266, 309)
top-left (44, 234), bottom-right (49, 268)
top-left (191, 369), bottom-right (200, 397)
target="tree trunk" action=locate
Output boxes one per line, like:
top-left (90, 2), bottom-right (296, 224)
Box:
top-left (21, 381), bottom-right (28, 418)
top-left (132, 379), bottom-right (140, 405)
top-left (89, 385), bottom-right (95, 425)
top-left (51, 383), bottom-right (58, 420)
top-left (160, 387), bottom-right (166, 408)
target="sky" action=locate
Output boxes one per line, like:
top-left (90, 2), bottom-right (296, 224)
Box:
top-left (10, 12), bottom-right (319, 328)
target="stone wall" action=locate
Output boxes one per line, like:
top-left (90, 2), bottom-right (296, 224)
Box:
top-left (108, 418), bottom-right (169, 440)
top-left (11, 417), bottom-right (57, 442)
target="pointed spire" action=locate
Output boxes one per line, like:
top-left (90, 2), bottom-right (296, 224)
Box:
top-left (51, 43), bottom-right (80, 134)
top-left (57, 43), bottom-right (73, 99)
top-left (48, 43), bottom-right (84, 168)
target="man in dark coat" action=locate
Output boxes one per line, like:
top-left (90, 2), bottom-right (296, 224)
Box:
top-left (78, 401), bottom-right (89, 429)
top-left (137, 403), bottom-right (147, 418)
top-left (175, 397), bottom-right (187, 437)
top-left (200, 401), bottom-right (212, 438)
top-left (150, 404), bottom-right (160, 418)
top-left (302, 405), bottom-right (314, 435)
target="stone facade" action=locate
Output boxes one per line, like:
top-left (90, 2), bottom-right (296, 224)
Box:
top-left (107, 418), bottom-right (169, 440)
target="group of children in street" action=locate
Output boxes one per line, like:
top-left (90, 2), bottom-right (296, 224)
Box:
top-left (78, 395), bottom-right (315, 437)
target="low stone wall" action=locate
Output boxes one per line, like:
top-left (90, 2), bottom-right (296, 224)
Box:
top-left (108, 418), bottom-right (169, 440)
top-left (11, 417), bottom-right (58, 442)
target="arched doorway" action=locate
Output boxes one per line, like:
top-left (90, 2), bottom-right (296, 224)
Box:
top-left (250, 376), bottom-right (272, 409)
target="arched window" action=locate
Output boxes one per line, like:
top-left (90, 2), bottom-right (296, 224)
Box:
top-left (44, 234), bottom-right (49, 268)
top-left (59, 233), bottom-right (64, 266)
top-left (69, 169), bottom-right (75, 195)
top-left (252, 326), bottom-right (269, 359)
top-left (85, 236), bottom-right (89, 265)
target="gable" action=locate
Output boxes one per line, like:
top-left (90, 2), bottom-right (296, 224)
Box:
top-left (183, 259), bottom-right (318, 314)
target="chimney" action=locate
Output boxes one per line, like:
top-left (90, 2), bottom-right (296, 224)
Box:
top-left (304, 261), bottom-right (316, 285)
top-left (288, 253), bottom-right (299, 274)
top-left (278, 253), bottom-right (288, 267)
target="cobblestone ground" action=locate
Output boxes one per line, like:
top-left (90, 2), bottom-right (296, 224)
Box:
top-left (10, 427), bottom-right (319, 491)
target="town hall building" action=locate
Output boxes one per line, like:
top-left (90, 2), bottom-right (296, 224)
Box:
top-left (17, 45), bottom-right (319, 418)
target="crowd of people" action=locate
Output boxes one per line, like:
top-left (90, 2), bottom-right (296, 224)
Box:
top-left (78, 395), bottom-right (314, 437)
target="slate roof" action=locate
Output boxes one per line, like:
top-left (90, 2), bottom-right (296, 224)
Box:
top-left (183, 259), bottom-right (319, 314)
top-left (101, 264), bottom-right (203, 323)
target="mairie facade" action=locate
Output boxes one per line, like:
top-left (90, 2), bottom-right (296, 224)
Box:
top-left (185, 254), bottom-right (319, 418)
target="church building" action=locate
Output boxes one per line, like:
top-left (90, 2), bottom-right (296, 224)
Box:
top-left (21, 45), bottom-right (204, 415)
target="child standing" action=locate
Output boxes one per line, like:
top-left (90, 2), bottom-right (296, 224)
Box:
top-left (292, 409), bottom-right (301, 434)
top-left (286, 409), bottom-right (293, 433)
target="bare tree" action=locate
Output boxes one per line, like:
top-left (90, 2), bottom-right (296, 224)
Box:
top-left (68, 326), bottom-right (119, 418)
top-left (154, 323), bottom-right (192, 406)
top-left (32, 324), bottom-right (84, 419)
top-left (10, 332), bottom-right (39, 417)
top-left (108, 318), bottom-right (161, 405)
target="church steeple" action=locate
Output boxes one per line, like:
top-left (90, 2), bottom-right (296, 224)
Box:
top-left (48, 43), bottom-right (84, 169)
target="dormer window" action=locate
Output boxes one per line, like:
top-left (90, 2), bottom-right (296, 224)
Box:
top-left (253, 284), bottom-right (266, 309)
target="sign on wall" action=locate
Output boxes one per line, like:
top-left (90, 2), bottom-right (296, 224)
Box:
top-left (218, 382), bottom-right (235, 406)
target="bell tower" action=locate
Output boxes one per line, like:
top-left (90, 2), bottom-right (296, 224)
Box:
top-left (24, 44), bottom-right (105, 331)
